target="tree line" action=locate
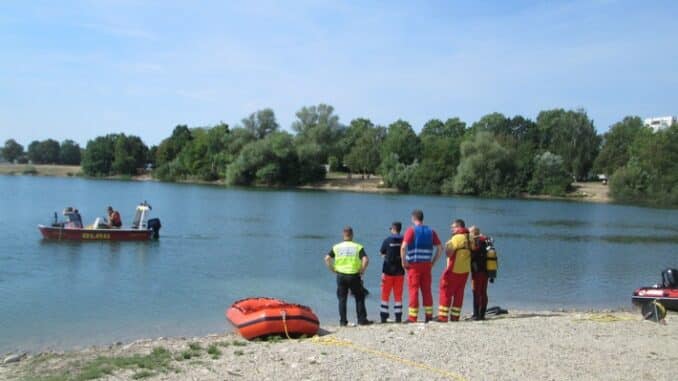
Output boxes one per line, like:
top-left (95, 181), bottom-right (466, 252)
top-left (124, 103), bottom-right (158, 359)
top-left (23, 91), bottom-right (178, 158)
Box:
top-left (1, 138), bottom-right (82, 165)
top-left (2, 105), bottom-right (676, 206)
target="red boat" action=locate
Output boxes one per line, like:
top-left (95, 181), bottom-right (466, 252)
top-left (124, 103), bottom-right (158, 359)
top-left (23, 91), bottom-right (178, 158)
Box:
top-left (38, 203), bottom-right (161, 242)
top-left (226, 297), bottom-right (320, 340)
top-left (632, 268), bottom-right (678, 311)
top-left (38, 226), bottom-right (157, 241)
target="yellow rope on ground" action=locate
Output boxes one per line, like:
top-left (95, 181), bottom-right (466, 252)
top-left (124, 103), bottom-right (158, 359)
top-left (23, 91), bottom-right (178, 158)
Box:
top-left (281, 310), bottom-right (292, 340)
top-left (575, 313), bottom-right (636, 323)
top-left (310, 335), bottom-right (468, 381)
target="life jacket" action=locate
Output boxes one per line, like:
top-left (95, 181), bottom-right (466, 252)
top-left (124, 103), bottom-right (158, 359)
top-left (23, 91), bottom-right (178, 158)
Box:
top-left (406, 225), bottom-right (434, 263)
top-left (447, 227), bottom-right (471, 274)
top-left (332, 241), bottom-right (364, 275)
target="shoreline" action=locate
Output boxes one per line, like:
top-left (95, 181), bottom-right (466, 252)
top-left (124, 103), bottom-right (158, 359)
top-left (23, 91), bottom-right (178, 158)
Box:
top-left (2, 310), bottom-right (674, 380)
top-left (0, 163), bottom-right (611, 202)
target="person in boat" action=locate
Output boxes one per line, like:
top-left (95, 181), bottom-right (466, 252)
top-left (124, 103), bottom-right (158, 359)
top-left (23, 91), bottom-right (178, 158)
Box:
top-left (379, 221), bottom-right (405, 323)
top-left (438, 219), bottom-right (472, 322)
top-left (324, 226), bottom-right (373, 326)
top-left (401, 209), bottom-right (443, 323)
top-left (63, 207), bottom-right (83, 228)
top-left (106, 206), bottom-right (122, 228)
top-left (469, 225), bottom-right (489, 320)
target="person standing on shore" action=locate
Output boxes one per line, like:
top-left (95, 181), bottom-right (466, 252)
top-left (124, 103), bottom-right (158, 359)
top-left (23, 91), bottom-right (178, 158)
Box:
top-left (469, 226), bottom-right (489, 320)
top-left (401, 210), bottom-right (443, 323)
top-left (438, 219), bottom-right (472, 322)
top-left (379, 222), bottom-right (405, 323)
top-left (324, 226), bottom-right (373, 326)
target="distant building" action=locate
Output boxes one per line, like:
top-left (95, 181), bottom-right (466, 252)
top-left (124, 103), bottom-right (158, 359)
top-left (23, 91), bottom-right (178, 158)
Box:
top-left (643, 116), bottom-right (677, 132)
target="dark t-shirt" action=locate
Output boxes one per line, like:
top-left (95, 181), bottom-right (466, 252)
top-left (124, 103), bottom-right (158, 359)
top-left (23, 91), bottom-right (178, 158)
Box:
top-left (380, 234), bottom-right (405, 276)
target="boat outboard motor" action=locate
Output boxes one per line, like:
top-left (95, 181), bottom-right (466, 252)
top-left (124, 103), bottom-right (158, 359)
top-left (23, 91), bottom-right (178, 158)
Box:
top-left (662, 268), bottom-right (678, 288)
top-left (148, 218), bottom-right (161, 239)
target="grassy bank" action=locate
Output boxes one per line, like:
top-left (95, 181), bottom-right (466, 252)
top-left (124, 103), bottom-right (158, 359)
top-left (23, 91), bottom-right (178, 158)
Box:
top-left (1, 311), bottom-right (675, 381)
top-left (0, 164), bottom-right (81, 177)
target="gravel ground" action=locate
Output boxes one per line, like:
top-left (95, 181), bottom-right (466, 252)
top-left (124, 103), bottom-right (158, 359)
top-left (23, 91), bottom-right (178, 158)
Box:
top-left (2, 311), bottom-right (676, 381)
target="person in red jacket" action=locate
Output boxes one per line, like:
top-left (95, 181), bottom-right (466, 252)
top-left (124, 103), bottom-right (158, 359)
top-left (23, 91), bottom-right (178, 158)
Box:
top-left (401, 210), bottom-right (442, 323)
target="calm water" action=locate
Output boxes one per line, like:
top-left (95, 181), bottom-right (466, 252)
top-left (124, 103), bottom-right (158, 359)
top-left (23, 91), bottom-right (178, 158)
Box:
top-left (0, 176), bottom-right (676, 352)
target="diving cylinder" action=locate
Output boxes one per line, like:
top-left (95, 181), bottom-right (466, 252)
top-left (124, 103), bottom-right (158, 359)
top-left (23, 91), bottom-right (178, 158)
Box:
top-left (486, 247), bottom-right (498, 279)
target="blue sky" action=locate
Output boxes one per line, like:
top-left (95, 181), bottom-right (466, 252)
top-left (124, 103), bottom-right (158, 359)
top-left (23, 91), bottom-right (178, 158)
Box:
top-left (1, 0), bottom-right (676, 146)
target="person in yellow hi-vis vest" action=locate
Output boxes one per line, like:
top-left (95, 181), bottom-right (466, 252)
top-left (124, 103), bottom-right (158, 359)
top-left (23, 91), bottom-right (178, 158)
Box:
top-left (438, 219), bottom-right (473, 322)
top-left (325, 226), bottom-right (373, 326)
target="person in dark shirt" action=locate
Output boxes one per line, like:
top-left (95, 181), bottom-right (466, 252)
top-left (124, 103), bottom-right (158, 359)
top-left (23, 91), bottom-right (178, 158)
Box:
top-left (379, 222), bottom-right (405, 323)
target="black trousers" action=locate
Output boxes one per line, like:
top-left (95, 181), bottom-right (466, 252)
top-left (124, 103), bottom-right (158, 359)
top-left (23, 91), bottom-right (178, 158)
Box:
top-left (336, 273), bottom-right (367, 324)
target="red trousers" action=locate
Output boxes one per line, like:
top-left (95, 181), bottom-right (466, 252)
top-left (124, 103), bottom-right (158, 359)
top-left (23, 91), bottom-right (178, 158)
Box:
top-left (406, 262), bottom-right (433, 321)
top-left (438, 267), bottom-right (468, 321)
top-left (472, 271), bottom-right (489, 310)
top-left (380, 274), bottom-right (404, 319)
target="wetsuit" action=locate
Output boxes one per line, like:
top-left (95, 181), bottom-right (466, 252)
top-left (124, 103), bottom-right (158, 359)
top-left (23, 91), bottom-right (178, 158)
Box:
top-left (380, 234), bottom-right (404, 323)
top-left (471, 235), bottom-right (489, 320)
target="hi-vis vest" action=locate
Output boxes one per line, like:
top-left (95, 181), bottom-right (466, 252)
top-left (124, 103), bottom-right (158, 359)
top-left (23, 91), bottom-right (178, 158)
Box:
top-left (406, 225), bottom-right (434, 263)
top-left (447, 232), bottom-right (472, 274)
top-left (332, 241), bottom-right (363, 275)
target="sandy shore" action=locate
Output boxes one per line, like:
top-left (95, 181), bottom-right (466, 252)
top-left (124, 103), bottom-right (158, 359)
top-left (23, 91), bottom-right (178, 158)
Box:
top-left (2, 311), bottom-right (675, 381)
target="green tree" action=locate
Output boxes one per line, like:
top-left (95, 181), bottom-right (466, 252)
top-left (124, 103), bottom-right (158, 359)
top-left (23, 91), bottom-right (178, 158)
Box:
top-left (445, 132), bottom-right (518, 196)
top-left (59, 140), bottom-right (81, 165)
top-left (292, 104), bottom-right (343, 163)
top-left (241, 109), bottom-right (278, 139)
top-left (111, 134), bottom-right (148, 175)
top-left (380, 120), bottom-right (419, 165)
top-left (402, 118), bottom-right (466, 193)
top-left (2, 139), bottom-right (24, 162)
top-left (609, 123), bottom-right (678, 205)
top-left (527, 151), bottom-right (571, 196)
top-left (594, 116), bottom-right (646, 176)
top-left (536, 109), bottom-right (600, 180)
top-left (82, 135), bottom-right (116, 176)
top-left (226, 132), bottom-right (300, 186)
top-left (344, 125), bottom-right (384, 175)
top-left (27, 139), bottom-right (60, 164)
top-left (156, 125), bottom-right (193, 166)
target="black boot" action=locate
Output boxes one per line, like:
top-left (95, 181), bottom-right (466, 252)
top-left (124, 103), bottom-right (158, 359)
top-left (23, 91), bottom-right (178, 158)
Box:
top-left (380, 312), bottom-right (389, 324)
top-left (471, 305), bottom-right (479, 321)
top-left (478, 306), bottom-right (486, 321)
top-left (395, 313), bottom-right (402, 323)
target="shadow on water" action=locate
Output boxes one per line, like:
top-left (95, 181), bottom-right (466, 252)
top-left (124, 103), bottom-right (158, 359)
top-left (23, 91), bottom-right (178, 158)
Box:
top-left (531, 219), bottom-right (591, 228)
top-left (532, 219), bottom-right (678, 233)
top-left (292, 234), bottom-right (332, 240)
top-left (494, 232), bottom-right (678, 244)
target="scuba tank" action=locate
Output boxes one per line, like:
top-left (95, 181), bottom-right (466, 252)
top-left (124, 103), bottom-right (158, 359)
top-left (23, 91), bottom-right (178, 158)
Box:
top-left (485, 237), bottom-right (498, 280)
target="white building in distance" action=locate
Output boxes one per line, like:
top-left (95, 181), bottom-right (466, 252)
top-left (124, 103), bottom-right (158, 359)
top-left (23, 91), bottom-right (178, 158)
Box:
top-left (643, 116), bottom-right (677, 131)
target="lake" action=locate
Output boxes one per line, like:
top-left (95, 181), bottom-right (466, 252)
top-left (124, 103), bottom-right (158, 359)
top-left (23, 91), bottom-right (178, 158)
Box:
top-left (0, 175), bottom-right (676, 352)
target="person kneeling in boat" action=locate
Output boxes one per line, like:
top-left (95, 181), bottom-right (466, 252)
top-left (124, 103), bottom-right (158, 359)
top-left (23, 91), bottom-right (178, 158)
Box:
top-left (106, 206), bottom-right (122, 228)
top-left (324, 226), bottom-right (373, 326)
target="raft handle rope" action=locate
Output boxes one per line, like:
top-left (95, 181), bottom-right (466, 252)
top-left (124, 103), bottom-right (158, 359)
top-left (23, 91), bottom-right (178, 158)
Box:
top-left (281, 310), bottom-right (292, 340)
top-left (310, 335), bottom-right (468, 381)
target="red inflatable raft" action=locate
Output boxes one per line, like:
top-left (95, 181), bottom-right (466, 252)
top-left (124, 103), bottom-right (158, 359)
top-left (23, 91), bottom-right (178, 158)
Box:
top-left (226, 297), bottom-right (320, 340)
